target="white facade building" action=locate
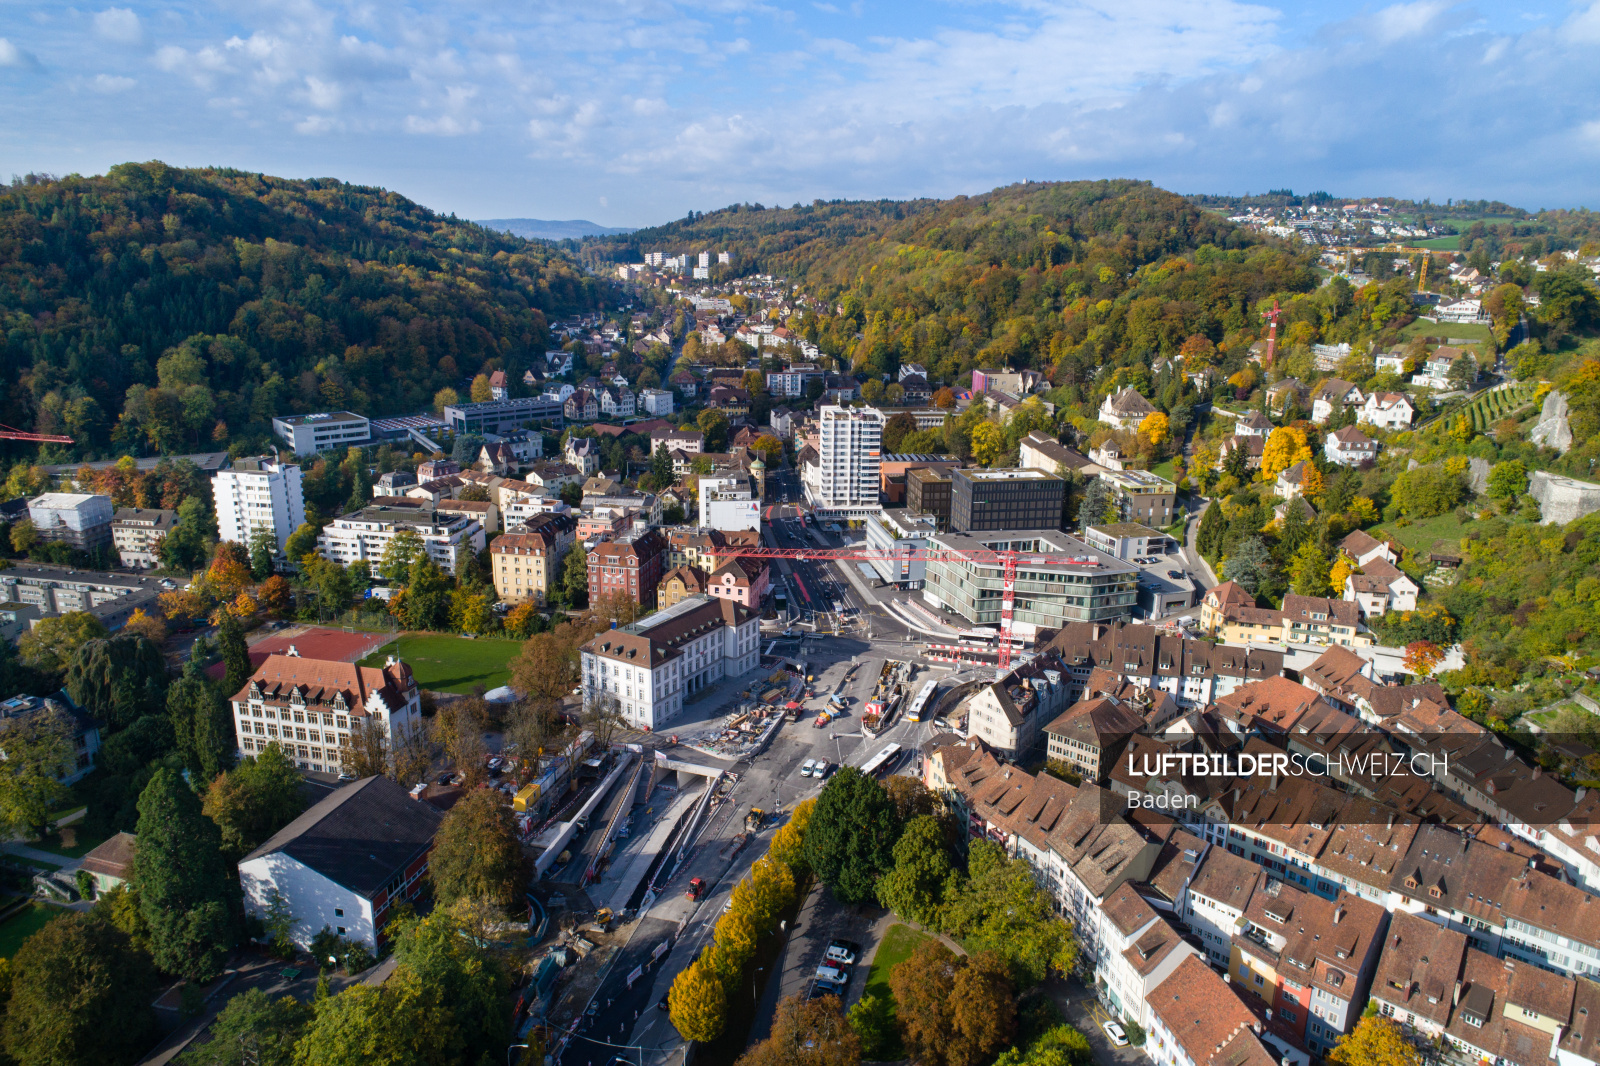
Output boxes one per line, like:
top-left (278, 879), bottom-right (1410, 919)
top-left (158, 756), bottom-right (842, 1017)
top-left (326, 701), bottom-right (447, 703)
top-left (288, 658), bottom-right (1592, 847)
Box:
top-left (808, 405), bottom-right (884, 518)
top-left (316, 502), bottom-right (485, 577)
top-left (272, 411), bottom-right (371, 455)
top-left (212, 456), bottom-right (306, 553)
top-left (864, 509), bottom-right (937, 588)
top-left (27, 492), bottom-right (115, 551)
top-left (579, 595), bottom-right (761, 730)
top-left (639, 388), bottom-right (676, 416)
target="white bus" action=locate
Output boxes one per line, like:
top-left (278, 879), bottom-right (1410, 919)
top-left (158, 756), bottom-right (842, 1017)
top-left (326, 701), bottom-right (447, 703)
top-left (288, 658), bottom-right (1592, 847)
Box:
top-left (905, 680), bottom-right (938, 723)
top-left (859, 743), bottom-right (902, 777)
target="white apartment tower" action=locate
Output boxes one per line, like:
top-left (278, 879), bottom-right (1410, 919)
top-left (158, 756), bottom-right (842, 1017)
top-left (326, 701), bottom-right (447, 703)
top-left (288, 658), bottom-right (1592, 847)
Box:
top-left (810, 405), bottom-right (884, 518)
top-left (213, 456), bottom-right (307, 553)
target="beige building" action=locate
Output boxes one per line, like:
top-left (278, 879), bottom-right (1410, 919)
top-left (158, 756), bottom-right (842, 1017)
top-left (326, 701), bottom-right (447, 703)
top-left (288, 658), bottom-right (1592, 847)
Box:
top-left (489, 513), bottom-right (577, 606)
top-left (110, 507), bottom-right (178, 568)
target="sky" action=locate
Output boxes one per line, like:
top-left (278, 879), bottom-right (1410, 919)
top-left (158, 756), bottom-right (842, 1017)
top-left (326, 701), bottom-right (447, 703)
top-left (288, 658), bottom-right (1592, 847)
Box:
top-left (1, 0), bottom-right (1597, 227)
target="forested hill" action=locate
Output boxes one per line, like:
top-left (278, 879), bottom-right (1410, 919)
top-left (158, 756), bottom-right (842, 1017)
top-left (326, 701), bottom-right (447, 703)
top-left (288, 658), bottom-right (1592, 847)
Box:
top-left (585, 180), bottom-right (1331, 388)
top-left (0, 162), bottom-right (604, 460)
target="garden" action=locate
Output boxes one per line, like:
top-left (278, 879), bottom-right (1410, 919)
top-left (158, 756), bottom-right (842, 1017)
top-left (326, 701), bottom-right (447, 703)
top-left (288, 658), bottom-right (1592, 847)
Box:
top-left (357, 633), bottom-right (525, 694)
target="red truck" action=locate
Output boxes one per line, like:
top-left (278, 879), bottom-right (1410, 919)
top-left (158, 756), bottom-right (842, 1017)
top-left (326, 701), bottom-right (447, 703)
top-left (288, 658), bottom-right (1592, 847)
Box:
top-left (685, 877), bottom-right (706, 902)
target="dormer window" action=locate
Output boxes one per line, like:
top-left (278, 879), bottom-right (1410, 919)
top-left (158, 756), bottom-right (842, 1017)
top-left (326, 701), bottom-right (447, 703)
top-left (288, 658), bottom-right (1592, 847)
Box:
top-left (1404, 876), bottom-right (1419, 889)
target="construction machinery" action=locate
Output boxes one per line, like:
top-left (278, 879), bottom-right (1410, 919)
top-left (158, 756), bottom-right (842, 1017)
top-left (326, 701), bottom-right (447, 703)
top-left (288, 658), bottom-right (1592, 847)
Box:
top-left (0, 425), bottom-right (72, 444)
top-left (1260, 300), bottom-right (1283, 368)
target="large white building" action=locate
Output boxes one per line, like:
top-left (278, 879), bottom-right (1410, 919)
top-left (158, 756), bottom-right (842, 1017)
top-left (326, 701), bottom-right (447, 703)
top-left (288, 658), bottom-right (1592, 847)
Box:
top-left (806, 405), bottom-right (884, 519)
top-left (579, 595), bottom-right (761, 731)
top-left (238, 775), bottom-right (439, 951)
top-left (227, 652), bottom-right (423, 773)
top-left (271, 411), bottom-right (371, 456)
top-left (212, 456), bottom-right (306, 553)
top-left (317, 500), bottom-right (485, 578)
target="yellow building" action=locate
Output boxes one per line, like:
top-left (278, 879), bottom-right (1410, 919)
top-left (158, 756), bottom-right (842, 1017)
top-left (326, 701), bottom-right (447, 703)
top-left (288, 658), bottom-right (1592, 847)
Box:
top-left (489, 513), bottom-right (576, 606)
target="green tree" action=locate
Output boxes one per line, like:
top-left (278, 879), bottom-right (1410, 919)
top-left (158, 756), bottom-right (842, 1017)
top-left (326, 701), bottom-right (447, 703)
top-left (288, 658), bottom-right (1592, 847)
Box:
top-left (805, 767), bottom-right (901, 905)
top-left (1221, 536), bottom-right (1275, 596)
top-left (697, 407), bottom-right (730, 451)
top-left (395, 556), bottom-right (451, 630)
top-left (2, 913), bottom-right (157, 1066)
top-left (877, 814), bottom-right (957, 927)
top-left (1390, 465), bottom-right (1466, 519)
top-left (1289, 539), bottom-right (1332, 597)
top-left (1076, 478), bottom-right (1116, 529)
top-left (284, 522), bottom-right (321, 562)
top-left (379, 528), bottom-right (426, 587)
top-left (249, 527), bottom-right (279, 580)
top-left (179, 988), bottom-right (312, 1066)
top-left (217, 609), bottom-right (252, 695)
top-left (0, 702), bottom-right (73, 839)
top-left (1195, 502), bottom-right (1226, 559)
top-left (167, 661), bottom-right (235, 781)
top-left (1487, 459), bottom-right (1527, 501)
top-left (292, 983), bottom-right (431, 1066)
top-left (651, 442), bottom-right (673, 486)
top-left (64, 635), bottom-right (167, 729)
top-left (944, 840), bottom-right (1078, 987)
top-left (133, 768), bottom-right (236, 982)
top-left (18, 611), bottom-right (109, 674)
top-left (1447, 351), bottom-right (1478, 391)
top-left (386, 910), bottom-right (513, 1065)
top-left (559, 544), bottom-right (589, 607)
top-left (429, 790), bottom-right (531, 907)
top-left (847, 994), bottom-right (897, 1061)
top-left (202, 745), bottom-right (307, 861)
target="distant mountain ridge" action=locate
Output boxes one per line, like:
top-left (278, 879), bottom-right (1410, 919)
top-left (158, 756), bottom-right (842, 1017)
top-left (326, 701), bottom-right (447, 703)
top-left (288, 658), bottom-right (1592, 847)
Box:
top-left (477, 218), bottom-right (636, 241)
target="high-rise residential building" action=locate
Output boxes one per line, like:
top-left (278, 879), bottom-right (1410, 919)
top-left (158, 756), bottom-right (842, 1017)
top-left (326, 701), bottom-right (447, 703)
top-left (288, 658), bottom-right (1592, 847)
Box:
top-left (949, 468), bottom-right (1066, 533)
top-left (212, 456), bottom-right (306, 553)
top-left (809, 405), bottom-right (884, 518)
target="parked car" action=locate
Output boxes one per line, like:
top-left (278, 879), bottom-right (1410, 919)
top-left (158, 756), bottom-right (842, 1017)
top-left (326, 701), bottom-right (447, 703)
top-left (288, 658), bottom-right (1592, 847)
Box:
top-left (799, 758), bottom-right (818, 778)
top-left (825, 940), bottom-right (859, 966)
top-left (814, 963), bottom-right (850, 986)
top-left (1102, 1021), bottom-right (1129, 1047)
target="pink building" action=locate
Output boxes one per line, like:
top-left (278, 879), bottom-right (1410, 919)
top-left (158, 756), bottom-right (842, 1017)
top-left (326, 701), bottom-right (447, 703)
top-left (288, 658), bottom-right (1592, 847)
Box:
top-left (706, 557), bottom-right (770, 608)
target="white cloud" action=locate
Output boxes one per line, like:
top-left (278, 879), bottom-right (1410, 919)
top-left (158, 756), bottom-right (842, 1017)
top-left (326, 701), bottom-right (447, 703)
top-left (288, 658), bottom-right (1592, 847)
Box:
top-left (91, 73), bottom-right (136, 92)
top-left (0, 37), bottom-right (42, 70)
top-left (405, 113), bottom-right (479, 134)
top-left (92, 8), bottom-right (144, 46)
top-left (1369, 0), bottom-right (1452, 44)
top-left (303, 76), bottom-right (343, 110)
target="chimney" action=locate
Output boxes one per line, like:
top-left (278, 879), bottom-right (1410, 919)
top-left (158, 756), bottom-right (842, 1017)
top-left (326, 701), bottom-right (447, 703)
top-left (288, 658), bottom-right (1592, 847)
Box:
top-left (1453, 981), bottom-right (1462, 1006)
top-left (1333, 906), bottom-right (1344, 924)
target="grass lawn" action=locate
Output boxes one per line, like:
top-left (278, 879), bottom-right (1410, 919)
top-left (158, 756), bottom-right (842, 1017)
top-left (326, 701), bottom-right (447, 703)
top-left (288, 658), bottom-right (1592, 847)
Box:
top-left (862, 923), bottom-right (931, 1058)
top-left (1399, 319), bottom-right (1492, 346)
top-left (0, 903), bottom-right (64, 959)
top-left (1412, 235), bottom-right (1461, 251)
top-left (357, 633), bottom-right (524, 694)
top-left (31, 827), bottom-right (109, 860)
top-left (1385, 512), bottom-right (1482, 555)
top-left (1150, 458), bottom-right (1179, 483)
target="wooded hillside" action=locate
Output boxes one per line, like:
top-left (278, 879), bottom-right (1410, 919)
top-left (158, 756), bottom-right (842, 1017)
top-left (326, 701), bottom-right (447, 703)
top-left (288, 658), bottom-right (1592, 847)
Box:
top-left (0, 163), bottom-right (603, 459)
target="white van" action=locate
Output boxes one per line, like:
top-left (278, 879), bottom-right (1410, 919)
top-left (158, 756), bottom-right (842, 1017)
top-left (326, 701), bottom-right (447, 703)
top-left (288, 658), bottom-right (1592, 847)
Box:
top-left (815, 963), bottom-right (849, 985)
top-left (799, 758), bottom-right (818, 778)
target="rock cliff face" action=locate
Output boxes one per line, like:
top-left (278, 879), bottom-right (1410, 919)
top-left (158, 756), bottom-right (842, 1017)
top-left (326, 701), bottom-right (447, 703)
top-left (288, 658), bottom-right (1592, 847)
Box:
top-left (1467, 457), bottom-right (1491, 496)
top-left (1528, 470), bottom-right (1600, 525)
top-left (1530, 390), bottom-right (1575, 453)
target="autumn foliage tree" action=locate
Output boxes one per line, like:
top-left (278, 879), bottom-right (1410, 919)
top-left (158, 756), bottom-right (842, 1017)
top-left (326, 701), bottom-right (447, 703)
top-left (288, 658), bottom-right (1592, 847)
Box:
top-left (737, 993), bottom-right (861, 1066)
top-left (1327, 1015), bottom-right (1421, 1066)
top-left (1403, 640), bottom-right (1446, 677)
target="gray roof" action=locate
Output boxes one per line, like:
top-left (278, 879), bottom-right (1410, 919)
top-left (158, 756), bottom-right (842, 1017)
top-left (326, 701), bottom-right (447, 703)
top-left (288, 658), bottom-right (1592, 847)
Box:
top-left (241, 776), bottom-right (442, 898)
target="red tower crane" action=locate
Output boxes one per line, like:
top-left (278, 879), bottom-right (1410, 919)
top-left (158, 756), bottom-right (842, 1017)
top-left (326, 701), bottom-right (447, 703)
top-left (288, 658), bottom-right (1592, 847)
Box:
top-left (0, 424), bottom-right (73, 444)
top-left (1260, 300), bottom-right (1283, 368)
top-left (725, 544), bottom-right (1106, 675)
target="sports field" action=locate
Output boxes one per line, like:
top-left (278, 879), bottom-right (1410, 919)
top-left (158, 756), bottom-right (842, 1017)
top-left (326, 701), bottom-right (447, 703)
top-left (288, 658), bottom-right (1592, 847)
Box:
top-left (358, 633), bottom-right (524, 694)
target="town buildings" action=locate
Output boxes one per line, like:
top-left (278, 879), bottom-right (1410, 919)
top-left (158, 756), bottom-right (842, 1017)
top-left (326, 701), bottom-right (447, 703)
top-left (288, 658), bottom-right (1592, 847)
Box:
top-left (228, 652), bottom-right (423, 774)
top-left (1325, 427), bottom-right (1378, 466)
top-left (1100, 469), bottom-right (1178, 526)
top-left (921, 530), bottom-right (1138, 630)
top-left (587, 529), bottom-right (669, 609)
top-left (578, 594), bottom-right (761, 730)
top-left (865, 510), bottom-right (939, 589)
top-left (110, 507), bottom-right (177, 568)
top-left (213, 455), bottom-right (306, 554)
top-left (805, 405), bottom-right (884, 519)
top-left (238, 775), bottom-right (440, 951)
top-left (950, 468), bottom-right (1067, 533)
top-left (317, 500), bottom-right (485, 578)
top-left (906, 467), bottom-right (953, 530)
top-left (488, 513), bottom-right (577, 606)
top-left (27, 492), bottom-right (114, 552)
top-left (1099, 388), bottom-right (1159, 429)
top-left (272, 410), bottom-right (371, 455)
top-left (443, 396), bottom-right (564, 436)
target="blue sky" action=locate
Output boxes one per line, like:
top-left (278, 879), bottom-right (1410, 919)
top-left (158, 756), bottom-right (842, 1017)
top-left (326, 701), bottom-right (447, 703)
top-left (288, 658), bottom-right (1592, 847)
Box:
top-left (1, 0), bottom-right (1596, 226)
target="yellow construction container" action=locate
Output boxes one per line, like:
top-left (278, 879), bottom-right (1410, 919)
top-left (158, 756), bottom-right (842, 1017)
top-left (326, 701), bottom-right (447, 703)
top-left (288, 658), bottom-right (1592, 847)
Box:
top-left (513, 783), bottom-right (541, 813)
